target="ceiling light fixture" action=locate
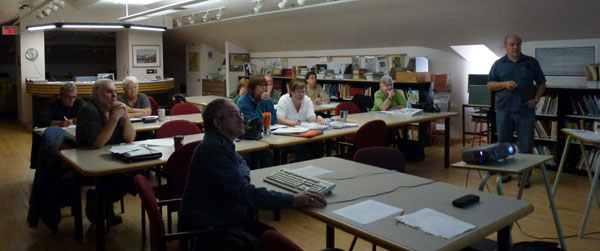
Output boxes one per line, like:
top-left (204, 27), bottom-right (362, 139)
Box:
top-left (201, 12), bottom-right (208, 22)
top-left (253, 0), bottom-right (263, 14)
top-left (175, 18), bottom-right (183, 27)
top-left (215, 8), bottom-right (222, 20)
top-left (119, 0), bottom-right (208, 22)
top-left (189, 15), bottom-right (196, 24)
top-left (278, 0), bottom-right (288, 9)
top-left (26, 22), bottom-right (167, 32)
top-left (27, 24), bottom-right (56, 31)
top-left (297, 0), bottom-right (306, 6)
top-left (53, 0), bottom-right (66, 9)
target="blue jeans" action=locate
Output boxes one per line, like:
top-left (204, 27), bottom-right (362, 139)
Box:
top-left (495, 109), bottom-right (535, 154)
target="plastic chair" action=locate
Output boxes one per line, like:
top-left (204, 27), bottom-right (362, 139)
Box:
top-left (262, 230), bottom-right (302, 251)
top-left (141, 140), bottom-right (201, 245)
top-left (148, 96), bottom-right (159, 116)
top-left (155, 120), bottom-right (202, 139)
top-left (170, 103), bottom-right (201, 115)
top-left (354, 147), bottom-right (406, 173)
top-left (134, 174), bottom-right (254, 251)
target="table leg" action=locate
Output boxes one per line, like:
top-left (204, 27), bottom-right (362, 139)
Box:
top-left (540, 165), bottom-right (566, 249)
top-left (578, 162), bottom-right (600, 238)
top-left (552, 135), bottom-right (573, 197)
top-left (496, 175), bottom-right (504, 196)
top-left (517, 169), bottom-right (530, 200)
top-left (273, 148), bottom-right (281, 166)
top-left (444, 117), bottom-right (450, 169)
top-left (95, 178), bottom-right (107, 251)
top-left (72, 173), bottom-right (83, 241)
top-left (462, 105), bottom-right (466, 146)
top-left (326, 225), bottom-right (335, 249)
top-left (479, 172), bottom-right (494, 191)
top-left (578, 143), bottom-right (600, 209)
top-left (497, 226), bottom-right (511, 251)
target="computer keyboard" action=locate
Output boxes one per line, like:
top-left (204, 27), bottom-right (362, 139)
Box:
top-left (264, 168), bottom-right (336, 194)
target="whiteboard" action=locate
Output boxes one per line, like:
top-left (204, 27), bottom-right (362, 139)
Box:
top-left (535, 46), bottom-right (596, 76)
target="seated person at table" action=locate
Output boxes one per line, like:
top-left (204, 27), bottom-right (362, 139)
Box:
top-left (179, 98), bottom-right (326, 248)
top-left (305, 71), bottom-right (330, 105)
top-left (31, 82), bottom-right (85, 169)
top-left (265, 75), bottom-right (281, 104)
top-left (372, 75), bottom-right (406, 111)
top-left (228, 77), bottom-right (249, 104)
top-left (117, 76), bottom-right (151, 118)
top-left (277, 80), bottom-right (327, 161)
top-left (238, 75), bottom-right (277, 169)
top-left (77, 79), bottom-right (136, 226)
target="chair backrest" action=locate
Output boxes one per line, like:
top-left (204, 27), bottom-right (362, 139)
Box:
top-left (134, 174), bottom-right (165, 250)
top-left (353, 119), bottom-right (388, 151)
top-left (170, 103), bottom-right (201, 116)
top-left (163, 140), bottom-right (201, 198)
top-left (148, 96), bottom-right (159, 116)
top-left (171, 93), bottom-right (187, 105)
top-left (334, 102), bottom-right (362, 116)
top-left (261, 230), bottom-right (302, 251)
top-left (354, 147), bottom-right (406, 173)
top-left (156, 120), bottom-right (203, 139)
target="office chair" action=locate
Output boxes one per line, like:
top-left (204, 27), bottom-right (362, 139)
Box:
top-left (155, 120), bottom-right (202, 139)
top-left (170, 103), bottom-right (201, 115)
top-left (148, 96), bottom-right (159, 116)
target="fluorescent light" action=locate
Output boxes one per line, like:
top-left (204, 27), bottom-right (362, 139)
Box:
top-left (62, 24), bottom-right (125, 29)
top-left (147, 9), bottom-right (180, 17)
top-left (27, 24), bottom-right (56, 31)
top-left (182, 0), bottom-right (221, 9)
top-left (129, 25), bottom-right (167, 31)
top-left (100, 0), bottom-right (162, 5)
top-left (119, 0), bottom-right (207, 21)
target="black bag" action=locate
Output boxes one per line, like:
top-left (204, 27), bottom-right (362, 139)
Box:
top-left (239, 117), bottom-right (263, 140)
top-left (351, 94), bottom-right (374, 112)
top-left (398, 140), bottom-right (425, 161)
top-left (412, 102), bottom-right (440, 113)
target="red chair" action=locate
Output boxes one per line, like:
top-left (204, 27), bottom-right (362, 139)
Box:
top-left (334, 102), bottom-right (361, 116)
top-left (170, 103), bottom-right (201, 115)
top-left (155, 120), bottom-right (202, 139)
top-left (338, 119), bottom-right (387, 159)
top-left (135, 174), bottom-right (254, 251)
top-left (353, 147), bottom-right (406, 173)
top-left (148, 96), bottom-right (159, 116)
top-left (142, 140), bottom-right (201, 245)
top-left (262, 230), bottom-right (302, 251)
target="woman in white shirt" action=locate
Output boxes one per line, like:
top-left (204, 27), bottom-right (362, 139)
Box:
top-left (277, 79), bottom-right (327, 161)
top-left (277, 80), bottom-right (327, 126)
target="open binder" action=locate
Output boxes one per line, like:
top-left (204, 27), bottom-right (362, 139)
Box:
top-left (111, 146), bottom-right (162, 163)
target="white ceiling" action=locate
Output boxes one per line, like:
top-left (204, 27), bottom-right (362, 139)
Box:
top-left (3, 0), bottom-right (600, 55)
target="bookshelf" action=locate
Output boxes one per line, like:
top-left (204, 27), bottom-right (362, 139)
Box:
top-left (490, 87), bottom-right (600, 175)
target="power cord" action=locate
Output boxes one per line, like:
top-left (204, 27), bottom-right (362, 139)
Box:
top-left (514, 221), bottom-right (600, 239)
top-left (328, 180), bottom-right (437, 204)
top-left (324, 170), bottom-right (397, 181)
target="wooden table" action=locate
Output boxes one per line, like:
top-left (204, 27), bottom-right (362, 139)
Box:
top-left (348, 111), bottom-right (458, 168)
top-left (252, 157), bottom-right (533, 250)
top-left (452, 153), bottom-right (566, 249)
top-left (34, 113), bottom-right (204, 136)
top-left (185, 95), bottom-right (224, 107)
top-left (553, 128), bottom-right (600, 238)
top-left (59, 134), bottom-right (268, 251)
top-left (314, 102), bottom-right (339, 116)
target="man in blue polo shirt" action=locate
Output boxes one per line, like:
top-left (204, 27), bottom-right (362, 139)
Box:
top-left (488, 34), bottom-right (546, 188)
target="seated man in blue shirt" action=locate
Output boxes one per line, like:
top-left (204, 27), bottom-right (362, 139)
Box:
top-left (179, 98), bottom-right (326, 248)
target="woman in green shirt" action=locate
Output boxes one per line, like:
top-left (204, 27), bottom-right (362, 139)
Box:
top-left (372, 75), bottom-right (406, 111)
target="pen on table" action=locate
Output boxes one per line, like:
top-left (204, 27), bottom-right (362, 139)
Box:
top-left (63, 116), bottom-right (68, 120)
top-left (395, 209), bottom-right (405, 225)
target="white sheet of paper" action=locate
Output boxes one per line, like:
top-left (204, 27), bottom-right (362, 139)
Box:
top-left (110, 144), bottom-right (141, 154)
top-left (319, 102), bottom-right (339, 108)
top-left (333, 200), bottom-right (402, 224)
top-left (395, 208), bottom-right (476, 239)
top-left (293, 165), bottom-right (332, 177)
top-left (138, 138), bottom-right (174, 147)
top-left (271, 124), bottom-right (288, 130)
top-left (300, 122), bottom-right (329, 130)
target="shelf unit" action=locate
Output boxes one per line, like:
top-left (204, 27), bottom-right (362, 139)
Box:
top-left (490, 87), bottom-right (600, 175)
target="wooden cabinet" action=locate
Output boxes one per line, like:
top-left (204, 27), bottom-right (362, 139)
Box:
top-left (202, 79), bottom-right (226, 96)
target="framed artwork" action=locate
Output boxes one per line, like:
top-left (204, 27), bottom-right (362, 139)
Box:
top-left (188, 52), bottom-right (199, 72)
top-left (229, 53), bottom-right (250, 71)
top-left (133, 45), bottom-right (161, 68)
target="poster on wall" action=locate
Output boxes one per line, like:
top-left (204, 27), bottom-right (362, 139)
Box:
top-left (133, 45), bottom-right (161, 68)
top-left (188, 52), bottom-right (199, 72)
top-left (229, 53), bottom-right (250, 71)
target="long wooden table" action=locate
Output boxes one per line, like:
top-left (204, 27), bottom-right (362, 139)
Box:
top-left (185, 95), bottom-right (224, 107)
top-left (59, 134), bottom-right (268, 251)
top-left (251, 157), bottom-right (533, 250)
top-left (348, 111), bottom-right (458, 168)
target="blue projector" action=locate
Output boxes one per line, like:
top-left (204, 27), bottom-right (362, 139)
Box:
top-left (462, 143), bottom-right (515, 164)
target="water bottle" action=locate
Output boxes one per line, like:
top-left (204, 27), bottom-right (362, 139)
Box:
top-left (406, 99), bottom-right (412, 108)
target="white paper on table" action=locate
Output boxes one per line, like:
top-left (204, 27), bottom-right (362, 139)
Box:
top-left (292, 165), bottom-right (333, 177)
top-left (138, 138), bottom-right (174, 147)
top-left (270, 124), bottom-right (288, 131)
top-left (395, 208), bottom-right (476, 239)
top-left (319, 102), bottom-right (338, 108)
top-left (143, 115), bottom-right (159, 119)
top-left (300, 122), bottom-right (329, 130)
top-left (110, 144), bottom-right (142, 154)
top-left (333, 200), bottom-right (403, 224)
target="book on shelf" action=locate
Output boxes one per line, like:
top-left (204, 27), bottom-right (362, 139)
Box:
top-left (586, 64), bottom-right (599, 81)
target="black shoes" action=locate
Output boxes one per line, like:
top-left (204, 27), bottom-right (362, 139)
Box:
top-left (85, 189), bottom-right (123, 226)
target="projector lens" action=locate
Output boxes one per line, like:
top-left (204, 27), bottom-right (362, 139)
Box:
top-left (507, 145), bottom-right (514, 154)
top-left (479, 151), bottom-right (484, 156)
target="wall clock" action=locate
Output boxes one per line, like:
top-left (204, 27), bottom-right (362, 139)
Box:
top-left (25, 48), bottom-right (38, 61)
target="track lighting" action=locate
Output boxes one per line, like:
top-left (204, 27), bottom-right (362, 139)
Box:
top-left (201, 12), bottom-right (208, 22)
top-left (278, 0), bottom-right (288, 9)
top-left (188, 15), bottom-right (195, 24)
top-left (215, 8), bottom-right (222, 20)
top-left (175, 18), bottom-right (182, 27)
top-left (53, 0), bottom-right (66, 9)
top-left (49, 4), bottom-right (59, 12)
top-left (297, 0), bottom-right (306, 6)
top-left (253, 0), bottom-right (263, 14)
top-left (41, 8), bottom-right (52, 17)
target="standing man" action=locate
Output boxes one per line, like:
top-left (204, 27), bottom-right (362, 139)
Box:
top-left (76, 79), bottom-right (136, 225)
top-left (179, 98), bottom-right (326, 248)
top-left (487, 34), bottom-right (546, 187)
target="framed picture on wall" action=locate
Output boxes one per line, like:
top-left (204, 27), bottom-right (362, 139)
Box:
top-left (188, 52), bottom-right (199, 72)
top-left (133, 45), bottom-right (161, 68)
top-left (229, 53), bottom-right (250, 71)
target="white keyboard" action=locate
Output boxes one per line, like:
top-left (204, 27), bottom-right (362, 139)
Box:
top-left (264, 169), bottom-right (335, 194)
